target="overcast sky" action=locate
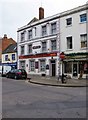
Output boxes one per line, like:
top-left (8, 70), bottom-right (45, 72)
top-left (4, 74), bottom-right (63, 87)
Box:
top-left (0, 0), bottom-right (88, 41)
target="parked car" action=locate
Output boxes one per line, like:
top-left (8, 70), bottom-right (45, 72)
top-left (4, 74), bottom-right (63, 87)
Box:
top-left (6, 69), bottom-right (27, 79)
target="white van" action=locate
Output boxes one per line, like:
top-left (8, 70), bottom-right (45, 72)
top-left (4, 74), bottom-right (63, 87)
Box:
top-left (0, 65), bottom-right (11, 76)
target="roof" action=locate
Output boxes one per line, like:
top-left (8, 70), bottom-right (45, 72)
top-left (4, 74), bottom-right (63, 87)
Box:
top-left (27, 17), bottom-right (39, 25)
top-left (2, 43), bottom-right (17, 54)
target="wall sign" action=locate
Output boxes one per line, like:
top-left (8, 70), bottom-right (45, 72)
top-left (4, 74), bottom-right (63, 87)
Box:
top-left (32, 45), bottom-right (41, 49)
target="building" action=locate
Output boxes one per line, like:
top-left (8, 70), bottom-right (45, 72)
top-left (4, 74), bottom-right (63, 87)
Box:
top-left (2, 43), bottom-right (17, 69)
top-left (17, 4), bottom-right (88, 78)
top-left (17, 7), bottom-right (60, 77)
top-left (60, 4), bottom-right (88, 79)
top-left (0, 34), bottom-right (16, 64)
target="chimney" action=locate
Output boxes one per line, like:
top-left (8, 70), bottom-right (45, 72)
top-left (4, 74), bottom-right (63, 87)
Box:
top-left (39, 7), bottom-right (44, 20)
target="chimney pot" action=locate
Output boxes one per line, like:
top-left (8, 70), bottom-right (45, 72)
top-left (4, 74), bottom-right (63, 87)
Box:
top-left (39, 7), bottom-right (44, 20)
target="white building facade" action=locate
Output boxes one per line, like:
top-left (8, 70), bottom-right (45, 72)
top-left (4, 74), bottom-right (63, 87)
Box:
top-left (17, 8), bottom-right (61, 77)
top-left (17, 4), bottom-right (88, 78)
top-left (60, 4), bottom-right (88, 79)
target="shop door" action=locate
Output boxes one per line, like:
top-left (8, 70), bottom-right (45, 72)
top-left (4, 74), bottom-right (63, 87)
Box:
top-left (51, 60), bottom-right (56, 76)
top-left (73, 63), bottom-right (77, 77)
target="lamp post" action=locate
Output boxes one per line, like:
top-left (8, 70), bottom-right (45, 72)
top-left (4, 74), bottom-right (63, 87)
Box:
top-left (60, 52), bottom-right (65, 83)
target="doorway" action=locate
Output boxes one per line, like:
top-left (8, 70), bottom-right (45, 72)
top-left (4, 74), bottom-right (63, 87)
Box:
top-left (50, 60), bottom-right (56, 76)
top-left (73, 63), bottom-right (78, 77)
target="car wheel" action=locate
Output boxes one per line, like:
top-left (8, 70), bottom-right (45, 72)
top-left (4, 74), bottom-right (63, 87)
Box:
top-left (6, 74), bottom-right (9, 78)
top-left (14, 75), bottom-right (17, 79)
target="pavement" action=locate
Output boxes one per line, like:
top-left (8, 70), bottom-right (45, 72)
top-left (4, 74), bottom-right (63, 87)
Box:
top-left (27, 74), bottom-right (88, 87)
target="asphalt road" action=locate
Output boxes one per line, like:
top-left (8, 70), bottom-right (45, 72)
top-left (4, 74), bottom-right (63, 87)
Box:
top-left (2, 77), bottom-right (87, 118)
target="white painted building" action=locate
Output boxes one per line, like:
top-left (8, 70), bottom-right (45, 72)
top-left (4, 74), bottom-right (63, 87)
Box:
top-left (60, 4), bottom-right (88, 78)
top-left (17, 4), bottom-right (88, 78)
top-left (17, 7), bottom-right (60, 77)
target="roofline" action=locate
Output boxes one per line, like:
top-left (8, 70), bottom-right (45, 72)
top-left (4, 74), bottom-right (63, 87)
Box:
top-left (17, 4), bottom-right (88, 32)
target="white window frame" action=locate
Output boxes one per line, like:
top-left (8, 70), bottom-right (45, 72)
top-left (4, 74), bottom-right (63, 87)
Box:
top-left (29, 60), bottom-right (35, 72)
top-left (66, 36), bottom-right (73, 50)
top-left (80, 34), bottom-right (87, 48)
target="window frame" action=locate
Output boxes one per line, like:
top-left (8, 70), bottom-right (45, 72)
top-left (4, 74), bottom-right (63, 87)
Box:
top-left (42, 25), bottom-right (47, 36)
top-left (28, 30), bottom-right (32, 40)
top-left (21, 32), bottom-right (25, 41)
top-left (21, 46), bottom-right (25, 55)
top-left (29, 60), bottom-right (35, 72)
top-left (80, 34), bottom-right (87, 48)
top-left (12, 54), bottom-right (15, 60)
top-left (80, 13), bottom-right (87, 23)
top-left (28, 44), bottom-right (32, 54)
top-left (66, 36), bottom-right (73, 50)
top-left (66, 17), bottom-right (72, 26)
top-left (5, 55), bottom-right (8, 61)
top-left (51, 39), bottom-right (57, 51)
top-left (51, 22), bottom-right (57, 34)
top-left (40, 60), bottom-right (46, 72)
top-left (42, 41), bottom-right (47, 52)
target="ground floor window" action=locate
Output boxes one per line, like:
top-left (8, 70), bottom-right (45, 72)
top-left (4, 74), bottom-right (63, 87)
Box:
top-left (20, 61), bottom-right (25, 69)
top-left (40, 60), bottom-right (46, 72)
top-left (29, 60), bottom-right (35, 71)
top-left (79, 61), bottom-right (88, 74)
top-left (64, 62), bottom-right (72, 73)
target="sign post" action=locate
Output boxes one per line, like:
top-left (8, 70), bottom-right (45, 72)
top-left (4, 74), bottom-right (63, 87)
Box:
top-left (60, 52), bottom-right (65, 83)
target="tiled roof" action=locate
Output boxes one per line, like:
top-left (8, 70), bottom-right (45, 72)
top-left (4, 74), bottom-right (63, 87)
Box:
top-left (2, 43), bottom-right (17, 54)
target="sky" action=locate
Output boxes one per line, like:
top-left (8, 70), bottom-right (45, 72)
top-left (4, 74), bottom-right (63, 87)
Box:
top-left (0, 0), bottom-right (88, 41)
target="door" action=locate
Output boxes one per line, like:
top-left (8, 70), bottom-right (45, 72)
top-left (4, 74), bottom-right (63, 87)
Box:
top-left (73, 63), bottom-right (78, 77)
top-left (50, 60), bottom-right (56, 77)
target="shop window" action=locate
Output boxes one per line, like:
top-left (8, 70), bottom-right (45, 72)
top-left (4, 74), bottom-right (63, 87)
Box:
top-left (29, 61), bottom-right (35, 71)
top-left (64, 62), bottom-right (72, 73)
top-left (21, 46), bottom-right (24, 55)
top-left (40, 60), bottom-right (46, 72)
top-left (79, 62), bottom-right (88, 74)
top-left (20, 61), bottom-right (25, 69)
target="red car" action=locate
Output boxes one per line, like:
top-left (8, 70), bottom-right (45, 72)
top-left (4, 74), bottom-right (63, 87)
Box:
top-left (6, 69), bottom-right (27, 79)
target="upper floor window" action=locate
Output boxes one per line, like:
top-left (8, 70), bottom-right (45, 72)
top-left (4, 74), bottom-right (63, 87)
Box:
top-left (80, 13), bottom-right (87, 23)
top-left (12, 54), bottom-right (15, 60)
top-left (28, 44), bottom-right (32, 54)
top-left (21, 32), bottom-right (25, 41)
top-left (42, 25), bottom-right (47, 36)
top-left (28, 30), bottom-right (32, 39)
top-left (40, 60), bottom-right (46, 72)
top-left (80, 34), bottom-right (87, 48)
top-left (66, 18), bottom-right (72, 26)
top-left (21, 46), bottom-right (24, 55)
top-left (51, 39), bottom-right (57, 51)
top-left (5, 55), bottom-right (8, 61)
top-left (51, 22), bottom-right (56, 34)
top-left (67, 36), bottom-right (73, 49)
top-left (42, 41), bottom-right (47, 52)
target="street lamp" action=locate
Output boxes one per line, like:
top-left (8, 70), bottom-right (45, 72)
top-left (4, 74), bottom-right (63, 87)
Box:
top-left (60, 52), bottom-right (65, 83)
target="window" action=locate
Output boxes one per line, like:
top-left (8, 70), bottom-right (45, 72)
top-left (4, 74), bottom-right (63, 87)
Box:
top-left (20, 61), bottom-right (25, 69)
top-left (28, 30), bottom-right (32, 39)
top-left (12, 54), bottom-right (15, 60)
top-left (80, 13), bottom-right (87, 23)
top-left (28, 44), bottom-right (32, 54)
top-left (80, 34), bottom-right (87, 48)
top-left (5, 55), bottom-right (8, 61)
top-left (42, 25), bottom-right (47, 36)
top-left (51, 40), bottom-right (57, 51)
top-left (30, 61), bottom-right (35, 71)
top-left (51, 22), bottom-right (56, 34)
top-left (40, 60), bottom-right (45, 71)
top-left (21, 32), bottom-right (25, 41)
top-left (67, 37), bottom-right (72, 49)
top-left (42, 41), bottom-right (47, 52)
top-left (66, 18), bottom-right (72, 26)
top-left (64, 62), bottom-right (72, 73)
top-left (35, 27), bottom-right (37, 36)
top-left (21, 46), bottom-right (24, 55)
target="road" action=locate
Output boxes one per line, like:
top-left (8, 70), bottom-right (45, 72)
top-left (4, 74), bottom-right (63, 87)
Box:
top-left (2, 77), bottom-right (87, 118)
